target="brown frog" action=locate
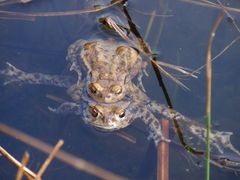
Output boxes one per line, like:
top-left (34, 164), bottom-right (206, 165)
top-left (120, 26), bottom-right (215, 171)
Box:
top-left (67, 39), bottom-right (144, 103)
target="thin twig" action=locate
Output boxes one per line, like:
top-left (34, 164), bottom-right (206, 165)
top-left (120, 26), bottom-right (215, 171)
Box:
top-left (0, 0), bottom-right (125, 20)
top-left (216, 0), bottom-right (240, 33)
top-left (153, 10), bottom-right (168, 50)
top-left (36, 140), bottom-right (64, 179)
top-left (0, 123), bottom-right (126, 180)
top-left (157, 119), bottom-right (169, 180)
top-left (15, 151), bottom-right (30, 180)
top-left (0, 0), bottom-right (31, 6)
top-left (0, 146), bottom-right (36, 179)
top-left (181, 0), bottom-right (240, 13)
top-left (129, 7), bottom-right (172, 17)
top-left (192, 36), bottom-right (240, 73)
top-left (151, 60), bottom-right (190, 90)
top-left (115, 131), bottom-right (136, 144)
top-left (144, 10), bottom-right (156, 40)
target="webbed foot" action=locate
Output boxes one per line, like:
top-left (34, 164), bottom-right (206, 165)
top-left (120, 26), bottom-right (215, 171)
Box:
top-left (66, 39), bottom-right (85, 82)
top-left (137, 107), bottom-right (171, 146)
top-left (48, 102), bottom-right (82, 115)
top-left (147, 132), bottom-right (170, 146)
top-left (0, 62), bottom-right (26, 85)
top-left (67, 84), bottom-right (84, 102)
top-left (0, 62), bottom-right (74, 88)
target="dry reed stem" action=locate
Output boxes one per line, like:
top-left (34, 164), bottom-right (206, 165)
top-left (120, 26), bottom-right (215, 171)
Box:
top-left (0, 0), bottom-right (31, 6)
top-left (192, 36), bottom-right (240, 73)
top-left (205, 13), bottom-right (224, 180)
top-left (206, 13), bottom-right (223, 114)
top-left (0, 123), bottom-right (126, 180)
top-left (0, 146), bottom-right (36, 179)
top-left (151, 60), bottom-right (190, 90)
top-left (157, 119), bottom-right (169, 180)
top-left (15, 151), bottom-right (30, 180)
top-left (182, 0), bottom-right (240, 13)
top-left (0, 0), bottom-right (124, 19)
top-left (35, 140), bottom-right (64, 179)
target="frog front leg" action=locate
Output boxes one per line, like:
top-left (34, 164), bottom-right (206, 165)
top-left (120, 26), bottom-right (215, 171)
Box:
top-left (0, 62), bottom-right (75, 88)
top-left (48, 101), bottom-right (82, 115)
top-left (66, 39), bottom-right (86, 84)
top-left (67, 83), bottom-right (85, 102)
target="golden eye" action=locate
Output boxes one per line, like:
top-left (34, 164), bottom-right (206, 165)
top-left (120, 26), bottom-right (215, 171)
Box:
top-left (89, 106), bottom-right (99, 118)
top-left (89, 83), bottom-right (102, 95)
top-left (116, 109), bottom-right (125, 118)
top-left (111, 85), bottom-right (122, 95)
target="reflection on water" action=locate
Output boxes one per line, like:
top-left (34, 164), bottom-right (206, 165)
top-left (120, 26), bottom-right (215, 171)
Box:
top-left (0, 0), bottom-right (240, 179)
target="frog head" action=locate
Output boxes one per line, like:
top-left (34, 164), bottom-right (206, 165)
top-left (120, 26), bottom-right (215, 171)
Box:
top-left (83, 101), bottom-right (133, 131)
top-left (87, 75), bottom-right (127, 103)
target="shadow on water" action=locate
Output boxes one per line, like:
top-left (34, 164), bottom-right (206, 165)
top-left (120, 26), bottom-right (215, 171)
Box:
top-left (0, 0), bottom-right (240, 179)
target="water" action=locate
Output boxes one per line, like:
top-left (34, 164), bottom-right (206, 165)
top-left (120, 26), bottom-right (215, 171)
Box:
top-left (0, 0), bottom-right (240, 179)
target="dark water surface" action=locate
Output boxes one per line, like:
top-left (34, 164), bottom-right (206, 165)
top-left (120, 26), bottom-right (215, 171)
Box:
top-left (0, 0), bottom-right (240, 179)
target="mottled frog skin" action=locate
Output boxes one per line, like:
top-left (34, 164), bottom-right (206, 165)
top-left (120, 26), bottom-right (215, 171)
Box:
top-left (67, 39), bottom-right (144, 103)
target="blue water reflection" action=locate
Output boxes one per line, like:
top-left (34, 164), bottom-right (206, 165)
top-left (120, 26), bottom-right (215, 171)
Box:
top-left (0, 0), bottom-right (240, 179)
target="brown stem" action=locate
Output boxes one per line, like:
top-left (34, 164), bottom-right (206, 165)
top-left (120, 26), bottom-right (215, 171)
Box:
top-left (157, 119), bottom-right (169, 180)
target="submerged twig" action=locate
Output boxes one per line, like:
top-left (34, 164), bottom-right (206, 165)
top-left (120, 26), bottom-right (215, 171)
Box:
top-left (115, 131), bottom-right (136, 144)
top-left (129, 7), bottom-right (173, 17)
top-left (0, 0), bottom-right (125, 20)
top-left (36, 140), bottom-right (64, 179)
top-left (0, 123), bottom-right (126, 180)
top-left (151, 60), bottom-right (190, 90)
top-left (0, 0), bottom-right (31, 6)
top-left (157, 119), bottom-right (169, 180)
top-left (15, 151), bottom-right (30, 180)
top-left (144, 10), bottom-right (156, 40)
top-left (193, 36), bottom-right (240, 73)
top-left (0, 11), bottom-right (35, 21)
top-left (205, 13), bottom-right (224, 180)
top-left (0, 146), bottom-right (36, 179)
top-left (153, 10), bottom-right (168, 50)
top-left (181, 0), bottom-right (240, 13)
top-left (46, 94), bottom-right (66, 103)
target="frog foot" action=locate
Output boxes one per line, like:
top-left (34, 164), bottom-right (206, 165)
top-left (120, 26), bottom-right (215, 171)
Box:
top-left (0, 62), bottom-right (25, 85)
top-left (48, 102), bottom-right (82, 115)
top-left (147, 132), bottom-right (171, 146)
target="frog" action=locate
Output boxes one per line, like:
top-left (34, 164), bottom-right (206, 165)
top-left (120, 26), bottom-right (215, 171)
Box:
top-left (66, 39), bottom-right (146, 103)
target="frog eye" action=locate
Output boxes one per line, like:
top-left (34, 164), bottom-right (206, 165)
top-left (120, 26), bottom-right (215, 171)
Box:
top-left (116, 109), bottom-right (126, 118)
top-left (89, 83), bottom-right (102, 95)
top-left (89, 106), bottom-right (99, 118)
top-left (111, 85), bottom-right (122, 95)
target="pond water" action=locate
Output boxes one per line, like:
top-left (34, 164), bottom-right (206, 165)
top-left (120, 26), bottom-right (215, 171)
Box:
top-left (0, 0), bottom-right (240, 179)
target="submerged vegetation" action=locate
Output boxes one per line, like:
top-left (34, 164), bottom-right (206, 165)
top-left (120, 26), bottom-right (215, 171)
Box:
top-left (0, 0), bottom-right (240, 179)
